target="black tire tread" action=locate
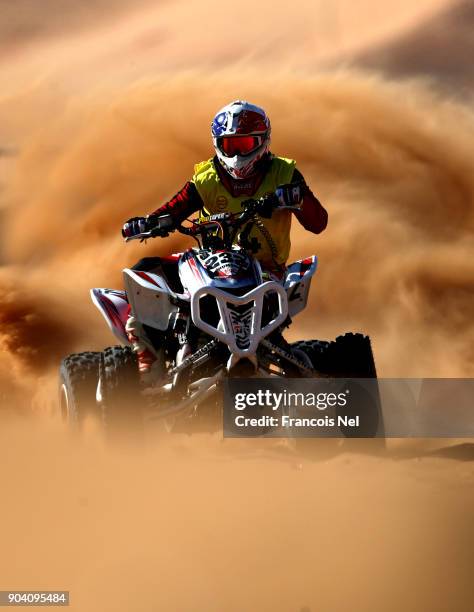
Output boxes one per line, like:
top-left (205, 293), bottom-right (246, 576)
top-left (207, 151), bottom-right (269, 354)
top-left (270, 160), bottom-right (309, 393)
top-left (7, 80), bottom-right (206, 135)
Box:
top-left (292, 333), bottom-right (384, 444)
top-left (59, 351), bottom-right (101, 425)
top-left (291, 333), bottom-right (377, 378)
top-left (101, 346), bottom-right (142, 435)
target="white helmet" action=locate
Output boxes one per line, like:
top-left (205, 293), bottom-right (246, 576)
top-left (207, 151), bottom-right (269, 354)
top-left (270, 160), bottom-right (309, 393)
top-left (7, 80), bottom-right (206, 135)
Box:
top-left (211, 100), bottom-right (271, 180)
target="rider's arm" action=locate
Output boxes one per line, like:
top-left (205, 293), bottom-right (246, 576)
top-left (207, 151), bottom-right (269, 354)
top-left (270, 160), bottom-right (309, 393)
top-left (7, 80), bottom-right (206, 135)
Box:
top-left (291, 168), bottom-right (328, 234)
top-left (149, 181), bottom-right (204, 224)
top-left (122, 181), bottom-right (206, 238)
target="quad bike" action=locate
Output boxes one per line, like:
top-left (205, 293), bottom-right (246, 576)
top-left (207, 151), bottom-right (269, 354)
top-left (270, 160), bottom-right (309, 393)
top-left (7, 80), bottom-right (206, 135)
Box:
top-left (59, 195), bottom-right (381, 441)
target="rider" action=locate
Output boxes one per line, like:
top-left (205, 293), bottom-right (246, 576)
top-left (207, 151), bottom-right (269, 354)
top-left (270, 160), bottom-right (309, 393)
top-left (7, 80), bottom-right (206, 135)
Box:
top-left (122, 100), bottom-right (328, 372)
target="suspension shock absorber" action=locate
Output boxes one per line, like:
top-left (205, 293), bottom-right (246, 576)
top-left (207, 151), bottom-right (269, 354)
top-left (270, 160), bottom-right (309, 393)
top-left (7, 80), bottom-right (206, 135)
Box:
top-left (170, 308), bottom-right (192, 392)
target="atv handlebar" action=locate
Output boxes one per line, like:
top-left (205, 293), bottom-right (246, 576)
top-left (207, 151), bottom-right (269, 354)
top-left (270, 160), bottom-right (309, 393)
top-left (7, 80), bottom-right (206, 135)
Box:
top-left (124, 196), bottom-right (300, 243)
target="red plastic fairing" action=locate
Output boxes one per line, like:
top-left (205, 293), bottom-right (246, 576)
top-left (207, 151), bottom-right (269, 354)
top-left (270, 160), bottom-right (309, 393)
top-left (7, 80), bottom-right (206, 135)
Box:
top-left (162, 253), bottom-right (181, 262)
top-left (135, 271), bottom-right (161, 288)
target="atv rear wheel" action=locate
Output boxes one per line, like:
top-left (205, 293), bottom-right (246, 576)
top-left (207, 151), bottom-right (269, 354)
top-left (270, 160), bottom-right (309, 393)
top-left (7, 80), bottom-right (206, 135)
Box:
top-left (100, 346), bottom-right (143, 440)
top-left (58, 352), bottom-right (101, 429)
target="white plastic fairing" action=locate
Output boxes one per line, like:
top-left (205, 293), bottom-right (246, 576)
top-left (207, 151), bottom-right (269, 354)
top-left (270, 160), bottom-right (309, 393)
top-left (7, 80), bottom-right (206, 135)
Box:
top-left (122, 269), bottom-right (178, 331)
top-left (284, 256), bottom-right (318, 318)
top-left (191, 281), bottom-right (288, 357)
top-left (90, 288), bottom-right (129, 344)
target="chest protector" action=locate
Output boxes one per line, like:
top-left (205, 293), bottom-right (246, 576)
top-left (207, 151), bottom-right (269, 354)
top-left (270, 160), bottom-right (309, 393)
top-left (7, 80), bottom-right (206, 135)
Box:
top-left (192, 156), bottom-right (296, 267)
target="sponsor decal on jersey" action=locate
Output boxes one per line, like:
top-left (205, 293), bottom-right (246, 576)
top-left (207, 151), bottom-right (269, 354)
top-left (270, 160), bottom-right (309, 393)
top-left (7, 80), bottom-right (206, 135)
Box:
top-left (216, 195), bottom-right (228, 211)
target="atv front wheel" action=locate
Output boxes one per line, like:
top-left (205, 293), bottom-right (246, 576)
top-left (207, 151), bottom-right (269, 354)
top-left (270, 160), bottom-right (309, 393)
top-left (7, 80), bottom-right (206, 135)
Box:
top-left (58, 352), bottom-right (101, 429)
top-left (291, 333), bottom-right (384, 453)
top-left (291, 333), bottom-right (377, 378)
top-left (100, 346), bottom-right (143, 440)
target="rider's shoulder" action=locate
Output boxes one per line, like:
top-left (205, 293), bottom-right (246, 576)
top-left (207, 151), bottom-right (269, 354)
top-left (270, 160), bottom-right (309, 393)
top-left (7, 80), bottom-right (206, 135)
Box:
top-left (269, 155), bottom-right (297, 183)
top-left (192, 158), bottom-right (218, 184)
top-left (270, 155), bottom-right (296, 170)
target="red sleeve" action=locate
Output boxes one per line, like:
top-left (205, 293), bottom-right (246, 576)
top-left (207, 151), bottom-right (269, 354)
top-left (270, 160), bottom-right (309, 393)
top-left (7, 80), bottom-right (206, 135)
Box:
top-left (291, 169), bottom-right (328, 234)
top-left (150, 181), bottom-right (203, 223)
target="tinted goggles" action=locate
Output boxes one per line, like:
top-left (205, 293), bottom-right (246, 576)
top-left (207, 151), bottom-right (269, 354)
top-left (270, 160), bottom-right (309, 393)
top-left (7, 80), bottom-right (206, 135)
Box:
top-left (218, 135), bottom-right (263, 157)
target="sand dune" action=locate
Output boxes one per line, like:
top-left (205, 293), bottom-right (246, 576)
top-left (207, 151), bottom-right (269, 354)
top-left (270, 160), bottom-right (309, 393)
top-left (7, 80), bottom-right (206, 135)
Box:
top-left (0, 0), bottom-right (154, 55)
top-left (353, 0), bottom-right (474, 91)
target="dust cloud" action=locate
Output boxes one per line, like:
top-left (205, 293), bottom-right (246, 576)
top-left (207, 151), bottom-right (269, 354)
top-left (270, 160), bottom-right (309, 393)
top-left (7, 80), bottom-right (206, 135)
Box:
top-left (2, 72), bottom-right (474, 379)
top-left (0, 1), bottom-right (473, 611)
